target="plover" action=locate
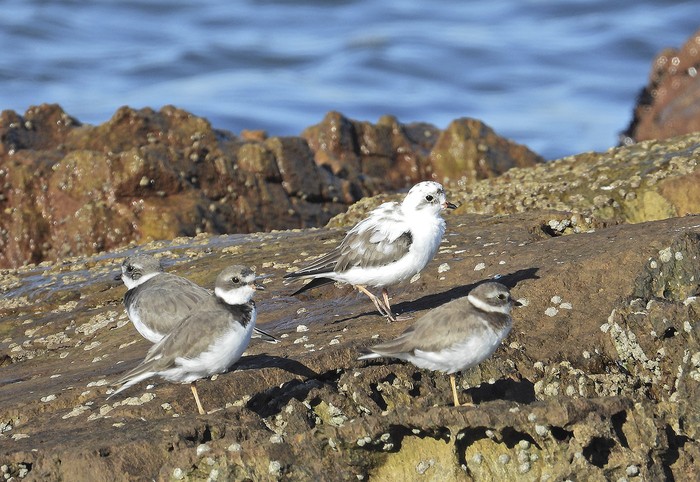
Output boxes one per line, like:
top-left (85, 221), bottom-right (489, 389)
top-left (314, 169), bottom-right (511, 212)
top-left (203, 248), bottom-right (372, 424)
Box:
top-left (118, 254), bottom-right (277, 344)
top-left (358, 281), bottom-right (515, 406)
top-left (284, 181), bottom-right (456, 321)
top-left (109, 265), bottom-right (263, 414)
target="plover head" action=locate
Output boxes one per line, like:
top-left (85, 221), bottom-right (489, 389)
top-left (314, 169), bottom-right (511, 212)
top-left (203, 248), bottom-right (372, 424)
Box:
top-left (467, 282), bottom-right (515, 315)
top-left (214, 265), bottom-right (265, 306)
top-left (120, 255), bottom-right (163, 290)
top-left (402, 181), bottom-right (456, 214)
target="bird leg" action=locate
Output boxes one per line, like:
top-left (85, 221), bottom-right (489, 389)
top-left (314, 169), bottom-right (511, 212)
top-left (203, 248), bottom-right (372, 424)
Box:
top-left (355, 285), bottom-right (396, 322)
top-left (450, 374), bottom-right (474, 408)
top-left (382, 288), bottom-right (394, 318)
top-left (379, 288), bottom-right (413, 322)
top-left (450, 374), bottom-right (462, 407)
top-left (190, 382), bottom-right (206, 415)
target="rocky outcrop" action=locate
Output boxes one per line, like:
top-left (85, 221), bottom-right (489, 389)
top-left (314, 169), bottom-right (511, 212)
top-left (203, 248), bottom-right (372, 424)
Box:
top-left (331, 132), bottom-right (700, 229)
top-left (0, 105), bottom-right (542, 269)
top-left (621, 29), bottom-right (700, 144)
top-left (1, 134), bottom-right (700, 480)
top-left (302, 112), bottom-right (543, 187)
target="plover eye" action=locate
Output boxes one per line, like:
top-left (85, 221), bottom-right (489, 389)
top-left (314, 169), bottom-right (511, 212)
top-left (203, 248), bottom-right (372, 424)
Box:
top-left (425, 194), bottom-right (434, 202)
top-left (126, 265), bottom-right (134, 272)
top-left (231, 276), bottom-right (240, 284)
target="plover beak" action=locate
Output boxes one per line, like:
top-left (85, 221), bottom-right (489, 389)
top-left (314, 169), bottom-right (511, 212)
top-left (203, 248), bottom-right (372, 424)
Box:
top-left (443, 201), bottom-right (457, 210)
top-left (252, 281), bottom-right (266, 291)
top-left (513, 298), bottom-right (524, 307)
top-left (113, 273), bottom-right (123, 281)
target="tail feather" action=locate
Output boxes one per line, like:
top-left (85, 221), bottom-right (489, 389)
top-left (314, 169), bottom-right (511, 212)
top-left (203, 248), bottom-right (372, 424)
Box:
top-left (357, 349), bottom-right (383, 361)
top-left (107, 369), bottom-right (156, 399)
top-left (108, 357), bottom-right (161, 399)
top-left (252, 326), bottom-right (279, 344)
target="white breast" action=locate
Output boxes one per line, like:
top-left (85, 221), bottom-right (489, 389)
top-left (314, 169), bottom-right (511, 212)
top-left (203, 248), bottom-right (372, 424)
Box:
top-left (160, 312), bottom-right (256, 383)
top-left (337, 214), bottom-right (445, 287)
top-left (127, 306), bottom-right (164, 344)
top-left (409, 322), bottom-right (511, 374)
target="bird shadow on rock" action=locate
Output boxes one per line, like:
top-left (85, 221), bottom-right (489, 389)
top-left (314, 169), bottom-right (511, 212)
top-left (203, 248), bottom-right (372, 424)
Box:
top-left (464, 377), bottom-right (537, 405)
top-left (328, 268), bottom-right (540, 324)
top-left (243, 366), bottom-right (344, 418)
top-left (394, 267), bottom-right (540, 315)
top-left (233, 354), bottom-right (319, 379)
top-left (235, 354), bottom-right (331, 417)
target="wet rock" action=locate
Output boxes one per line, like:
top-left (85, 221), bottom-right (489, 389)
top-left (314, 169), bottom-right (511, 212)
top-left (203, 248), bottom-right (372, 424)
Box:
top-left (0, 105), bottom-right (539, 269)
top-left (2, 183), bottom-right (700, 479)
top-left (622, 29), bottom-right (700, 144)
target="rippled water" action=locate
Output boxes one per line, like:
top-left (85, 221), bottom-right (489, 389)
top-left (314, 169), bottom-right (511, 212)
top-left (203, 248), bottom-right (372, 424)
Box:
top-left (0, 0), bottom-right (697, 159)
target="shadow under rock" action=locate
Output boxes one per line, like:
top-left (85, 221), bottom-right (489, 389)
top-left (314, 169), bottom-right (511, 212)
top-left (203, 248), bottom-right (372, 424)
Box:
top-left (394, 267), bottom-right (540, 315)
top-left (465, 377), bottom-right (537, 405)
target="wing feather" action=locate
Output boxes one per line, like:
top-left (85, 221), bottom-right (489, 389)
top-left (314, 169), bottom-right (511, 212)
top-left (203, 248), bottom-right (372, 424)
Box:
top-left (285, 201), bottom-right (413, 277)
top-left (367, 298), bottom-right (499, 355)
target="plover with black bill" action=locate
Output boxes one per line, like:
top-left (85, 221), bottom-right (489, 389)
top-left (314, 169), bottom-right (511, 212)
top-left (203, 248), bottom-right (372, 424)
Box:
top-left (284, 181), bottom-right (456, 322)
top-left (117, 254), bottom-right (277, 344)
top-left (358, 282), bottom-right (515, 406)
top-left (109, 265), bottom-right (264, 414)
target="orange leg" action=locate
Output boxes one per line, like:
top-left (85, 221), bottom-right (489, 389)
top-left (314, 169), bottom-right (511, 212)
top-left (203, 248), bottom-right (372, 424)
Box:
top-left (356, 285), bottom-right (396, 322)
top-left (191, 382), bottom-right (206, 415)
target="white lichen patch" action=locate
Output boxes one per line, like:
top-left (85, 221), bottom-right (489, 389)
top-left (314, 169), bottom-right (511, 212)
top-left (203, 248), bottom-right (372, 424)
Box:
top-left (688, 352), bottom-right (700, 382)
top-left (409, 273), bottom-right (421, 283)
top-left (87, 404), bottom-right (115, 421)
top-left (76, 311), bottom-right (119, 337)
top-left (86, 379), bottom-right (109, 387)
top-left (52, 300), bottom-right (79, 313)
top-left (474, 263), bottom-right (486, 271)
top-left (437, 263), bottom-right (450, 273)
top-left (658, 247), bottom-right (673, 263)
top-left (83, 341), bottom-right (101, 351)
top-left (113, 393), bottom-right (156, 407)
top-left (544, 307), bottom-right (558, 317)
top-left (416, 459), bottom-right (435, 475)
top-left (268, 461), bottom-right (282, 476)
top-left (63, 405), bottom-right (91, 419)
top-left (115, 317), bottom-right (130, 329)
top-left (296, 324), bottom-right (309, 332)
top-left (0, 296), bottom-right (31, 310)
top-left (605, 309), bottom-right (661, 383)
top-left (294, 336), bottom-right (309, 344)
top-left (118, 340), bottom-right (138, 350)
top-left (40, 394), bottom-right (57, 403)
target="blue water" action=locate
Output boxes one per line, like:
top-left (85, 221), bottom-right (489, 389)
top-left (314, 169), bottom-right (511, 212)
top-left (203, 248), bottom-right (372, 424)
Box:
top-left (0, 0), bottom-right (697, 160)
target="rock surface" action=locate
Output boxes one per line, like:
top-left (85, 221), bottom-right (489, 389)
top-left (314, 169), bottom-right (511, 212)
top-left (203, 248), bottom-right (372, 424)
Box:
top-left (2, 134), bottom-right (700, 481)
top-left (331, 132), bottom-right (700, 229)
top-left (0, 105), bottom-right (542, 269)
top-left (621, 29), bottom-right (700, 144)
